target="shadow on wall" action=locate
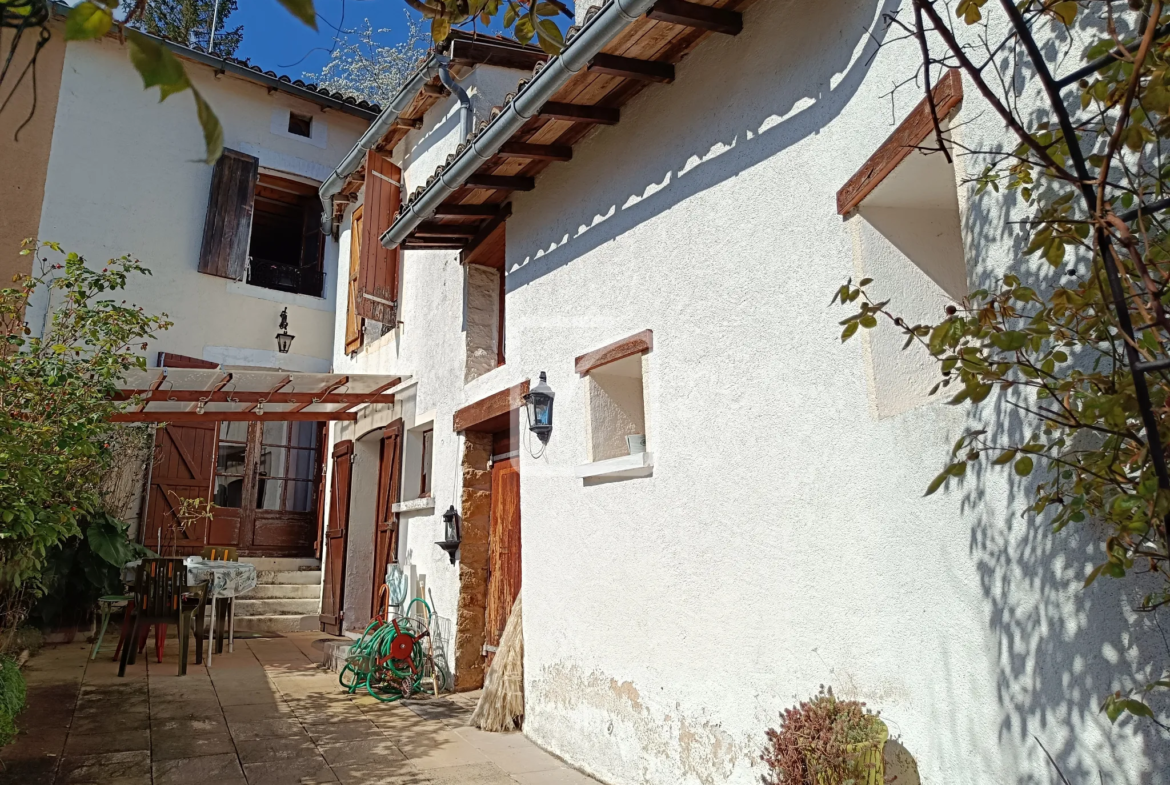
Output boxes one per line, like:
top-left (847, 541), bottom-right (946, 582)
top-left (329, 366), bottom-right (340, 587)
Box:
top-left (507, 0), bottom-right (903, 291)
top-left (498, 0), bottom-right (1170, 780)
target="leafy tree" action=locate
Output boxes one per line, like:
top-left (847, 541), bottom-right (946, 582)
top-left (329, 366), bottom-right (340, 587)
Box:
top-left (140, 0), bottom-right (244, 58)
top-left (307, 15), bottom-right (429, 106)
top-left (0, 241), bottom-right (170, 607)
top-left (835, 0), bottom-right (1170, 727)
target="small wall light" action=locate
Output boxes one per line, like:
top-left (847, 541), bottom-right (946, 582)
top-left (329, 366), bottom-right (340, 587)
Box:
top-left (524, 371), bottom-right (555, 443)
top-left (275, 308), bottom-right (295, 354)
top-left (437, 505), bottom-right (461, 565)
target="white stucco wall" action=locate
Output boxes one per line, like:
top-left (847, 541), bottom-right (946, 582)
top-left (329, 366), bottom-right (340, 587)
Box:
top-left (321, 64), bottom-right (534, 640)
top-left (321, 2), bottom-right (1167, 781)
top-left (31, 37), bottom-right (369, 368)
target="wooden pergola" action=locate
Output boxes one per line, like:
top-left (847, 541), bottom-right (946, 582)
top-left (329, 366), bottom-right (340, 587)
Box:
top-left (111, 368), bottom-right (406, 422)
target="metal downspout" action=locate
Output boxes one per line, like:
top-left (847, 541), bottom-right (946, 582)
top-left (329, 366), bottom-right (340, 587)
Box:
top-left (380, 0), bottom-right (657, 249)
top-left (438, 55), bottom-right (474, 142)
top-left (318, 56), bottom-right (440, 231)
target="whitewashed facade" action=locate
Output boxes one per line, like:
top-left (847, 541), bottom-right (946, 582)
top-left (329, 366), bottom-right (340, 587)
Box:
top-left (322, 1), bottom-right (1168, 782)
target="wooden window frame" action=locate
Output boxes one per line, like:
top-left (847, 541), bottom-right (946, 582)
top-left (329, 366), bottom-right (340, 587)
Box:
top-left (836, 69), bottom-right (963, 216)
top-left (575, 329), bottom-right (654, 376)
top-left (419, 428), bottom-right (433, 498)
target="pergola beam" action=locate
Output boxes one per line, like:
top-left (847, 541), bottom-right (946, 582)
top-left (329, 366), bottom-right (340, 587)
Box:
top-left (116, 390), bottom-right (394, 405)
top-left (110, 411), bottom-right (358, 423)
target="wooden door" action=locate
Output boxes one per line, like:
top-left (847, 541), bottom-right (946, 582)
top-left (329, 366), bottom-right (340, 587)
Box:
top-left (145, 423), bottom-right (216, 555)
top-left (372, 420), bottom-right (404, 618)
top-left (320, 440), bottom-right (354, 635)
top-left (484, 455), bottom-right (521, 663)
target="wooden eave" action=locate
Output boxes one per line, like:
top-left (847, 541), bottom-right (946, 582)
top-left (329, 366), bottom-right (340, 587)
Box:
top-left (398, 0), bottom-right (760, 254)
top-left (330, 33), bottom-right (552, 229)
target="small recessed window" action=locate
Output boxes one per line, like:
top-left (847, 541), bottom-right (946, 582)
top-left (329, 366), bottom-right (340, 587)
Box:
top-left (288, 112), bottom-right (313, 138)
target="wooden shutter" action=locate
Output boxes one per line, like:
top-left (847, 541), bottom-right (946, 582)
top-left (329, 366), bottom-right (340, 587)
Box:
top-left (144, 423), bottom-right (216, 554)
top-left (371, 420), bottom-right (403, 618)
top-left (198, 148), bottom-right (259, 279)
top-left (319, 440), bottom-right (353, 635)
top-left (345, 206), bottom-right (364, 354)
top-left (355, 151), bottom-right (401, 325)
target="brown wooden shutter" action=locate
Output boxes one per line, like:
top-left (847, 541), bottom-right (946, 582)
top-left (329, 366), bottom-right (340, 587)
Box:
top-left (345, 206), bottom-right (364, 354)
top-left (371, 419), bottom-right (403, 618)
top-left (198, 148), bottom-right (259, 279)
top-left (355, 151), bottom-right (401, 325)
top-left (319, 440), bottom-right (353, 635)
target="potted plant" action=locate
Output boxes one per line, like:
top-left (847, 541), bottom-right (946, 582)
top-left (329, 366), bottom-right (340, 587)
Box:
top-left (761, 686), bottom-right (887, 785)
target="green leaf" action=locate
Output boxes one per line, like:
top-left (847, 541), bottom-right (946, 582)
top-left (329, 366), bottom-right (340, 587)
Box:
top-left (503, 3), bottom-right (517, 28)
top-left (65, 1), bottom-right (114, 40)
top-left (925, 471), bottom-right (948, 496)
top-left (989, 331), bottom-right (1028, 351)
top-left (125, 29), bottom-right (189, 97)
top-left (535, 1), bottom-right (562, 16)
top-left (1050, 1), bottom-right (1077, 24)
top-left (431, 15), bottom-right (451, 42)
top-left (841, 321), bottom-right (859, 342)
top-left (534, 18), bottom-right (564, 54)
top-left (514, 15), bottom-right (535, 45)
top-left (1121, 700), bottom-right (1154, 718)
top-left (191, 87), bottom-right (224, 165)
top-left (276, 0), bottom-right (318, 30)
top-left (1014, 456), bottom-right (1034, 476)
top-left (86, 516), bottom-right (128, 567)
top-left (859, 315), bottom-right (877, 329)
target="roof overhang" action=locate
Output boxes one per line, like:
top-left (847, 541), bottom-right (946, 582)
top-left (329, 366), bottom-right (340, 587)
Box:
top-left (110, 369), bottom-right (408, 423)
top-left (379, 0), bottom-right (754, 257)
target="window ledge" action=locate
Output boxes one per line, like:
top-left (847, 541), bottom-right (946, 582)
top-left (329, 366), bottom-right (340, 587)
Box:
top-left (392, 497), bottom-right (435, 514)
top-left (575, 452), bottom-right (654, 480)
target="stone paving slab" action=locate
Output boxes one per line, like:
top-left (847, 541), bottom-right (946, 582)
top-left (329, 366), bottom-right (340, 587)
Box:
top-left (0, 634), bottom-right (603, 785)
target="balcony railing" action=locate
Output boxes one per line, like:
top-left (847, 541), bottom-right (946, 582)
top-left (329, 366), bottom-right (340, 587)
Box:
top-left (247, 259), bottom-right (325, 298)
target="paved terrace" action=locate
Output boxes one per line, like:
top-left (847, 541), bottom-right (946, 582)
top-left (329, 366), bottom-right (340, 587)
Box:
top-left (0, 633), bottom-right (599, 785)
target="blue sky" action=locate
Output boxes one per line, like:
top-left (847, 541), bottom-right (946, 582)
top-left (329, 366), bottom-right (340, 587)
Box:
top-left (230, 0), bottom-right (428, 77)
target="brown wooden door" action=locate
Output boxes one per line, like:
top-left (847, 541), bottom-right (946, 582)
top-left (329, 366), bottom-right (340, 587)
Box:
top-left (320, 440), bottom-right (354, 635)
top-left (485, 455), bottom-right (521, 663)
top-left (144, 423), bottom-right (216, 554)
top-left (372, 420), bottom-right (404, 618)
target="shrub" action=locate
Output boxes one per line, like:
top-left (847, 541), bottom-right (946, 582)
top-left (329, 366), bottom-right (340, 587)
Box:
top-left (0, 656), bottom-right (26, 746)
top-left (761, 687), bottom-right (885, 785)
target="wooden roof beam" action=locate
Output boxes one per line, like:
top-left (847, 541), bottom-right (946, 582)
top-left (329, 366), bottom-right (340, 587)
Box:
top-left (395, 117), bottom-right (423, 130)
top-left (589, 53), bottom-right (675, 83)
top-left (110, 411), bottom-right (358, 423)
top-left (433, 204), bottom-right (506, 218)
top-left (465, 174), bottom-right (536, 191)
top-left (413, 223), bottom-right (480, 237)
top-left (647, 0), bottom-right (742, 35)
top-left (538, 102), bottom-right (620, 125)
top-left (498, 142), bottom-right (573, 161)
top-left (403, 239), bottom-right (470, 249)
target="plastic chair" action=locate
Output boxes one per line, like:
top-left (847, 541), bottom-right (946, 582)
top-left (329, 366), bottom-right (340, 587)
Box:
top-left (119, 559), bottom-right (208, 677)
top-left (90, 593), bottom-right (134, 660)
top-left (200, 547), bottom-right (239, 657)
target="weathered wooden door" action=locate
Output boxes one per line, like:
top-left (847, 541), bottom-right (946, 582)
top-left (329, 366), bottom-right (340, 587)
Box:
top-left (372, 420), bottom-right (404, 618)
top-left (484, 456), bottom-right (521, 664)
top-left (320, 440), bottom-right (354, 635)
top-left (145, 423), bottom-right (216, 553)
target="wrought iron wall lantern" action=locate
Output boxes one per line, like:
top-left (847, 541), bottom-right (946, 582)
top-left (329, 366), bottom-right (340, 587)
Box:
top-left (275, 308), bottom-right (295, 354)
top-left (524, 372), bottom-right (555, 443)
top-left (437, 505), bottom-right (461, 564)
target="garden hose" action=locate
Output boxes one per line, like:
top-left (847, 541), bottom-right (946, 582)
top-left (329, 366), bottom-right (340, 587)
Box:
top-left (338, 595), bottom-right (450, 702)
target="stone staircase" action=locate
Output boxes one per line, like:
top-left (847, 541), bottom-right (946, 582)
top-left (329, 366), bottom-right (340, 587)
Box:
top-left (233, 557), bottom-right (321, 633)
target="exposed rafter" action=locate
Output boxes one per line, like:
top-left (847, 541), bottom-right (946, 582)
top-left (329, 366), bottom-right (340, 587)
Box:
top-left (589, 53), bottom-right (675, 83)
top-left (498, 142), bottom-right (574, 161)
top-left (647, 0), bottom-right (742, 35)
top-left (538, 102), bottom-right (620, 125)
top-left (465, 174), bottom-right (536, 191)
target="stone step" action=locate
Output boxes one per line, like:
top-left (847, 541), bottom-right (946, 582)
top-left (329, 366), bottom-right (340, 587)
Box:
top-left (246, 583), bottom-right (321, 600)
top-left (256, 569), bottom-right (321, 585)
top-left (234, 598), bottom-right (319, 617)
top-left (231, 614), bottom-right (319, 633)
top-left (240, 557), bottom-right (320, 572)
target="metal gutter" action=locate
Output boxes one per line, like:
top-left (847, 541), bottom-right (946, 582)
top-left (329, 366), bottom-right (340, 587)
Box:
top-left (318, 56), bottom-right (441, 231)
top-left (380, 0), bottom-right (658, 249)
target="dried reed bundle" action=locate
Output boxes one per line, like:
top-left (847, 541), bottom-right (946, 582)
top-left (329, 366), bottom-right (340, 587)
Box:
top-left (470, 591), bottom-right (523, 732)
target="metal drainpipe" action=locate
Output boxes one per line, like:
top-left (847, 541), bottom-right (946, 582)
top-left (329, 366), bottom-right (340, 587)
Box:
top-left (318, 56), bottom-right (441, 232)
top-left (437, 55), bottom-right (473, 143)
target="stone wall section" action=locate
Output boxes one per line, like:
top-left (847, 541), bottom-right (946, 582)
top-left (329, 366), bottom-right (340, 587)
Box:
top-left (454, 430), bottom-right (492, 690)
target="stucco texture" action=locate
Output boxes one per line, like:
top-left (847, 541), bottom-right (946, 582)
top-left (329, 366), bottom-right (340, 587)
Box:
top-left (30, 37), bottom-right (368, 367)
top-left (331, 2), bottom-right (1167, 781)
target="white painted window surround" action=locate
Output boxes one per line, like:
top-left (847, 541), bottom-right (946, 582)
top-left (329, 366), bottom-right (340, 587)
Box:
top-left (391, 497), bottom-right (435, 514)
top-left (269, 108), bottom-right (328, 149)
top-left (575, 452), bottom-right (654, 479)
top-left (584, 353), bottom-right (648, 463)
